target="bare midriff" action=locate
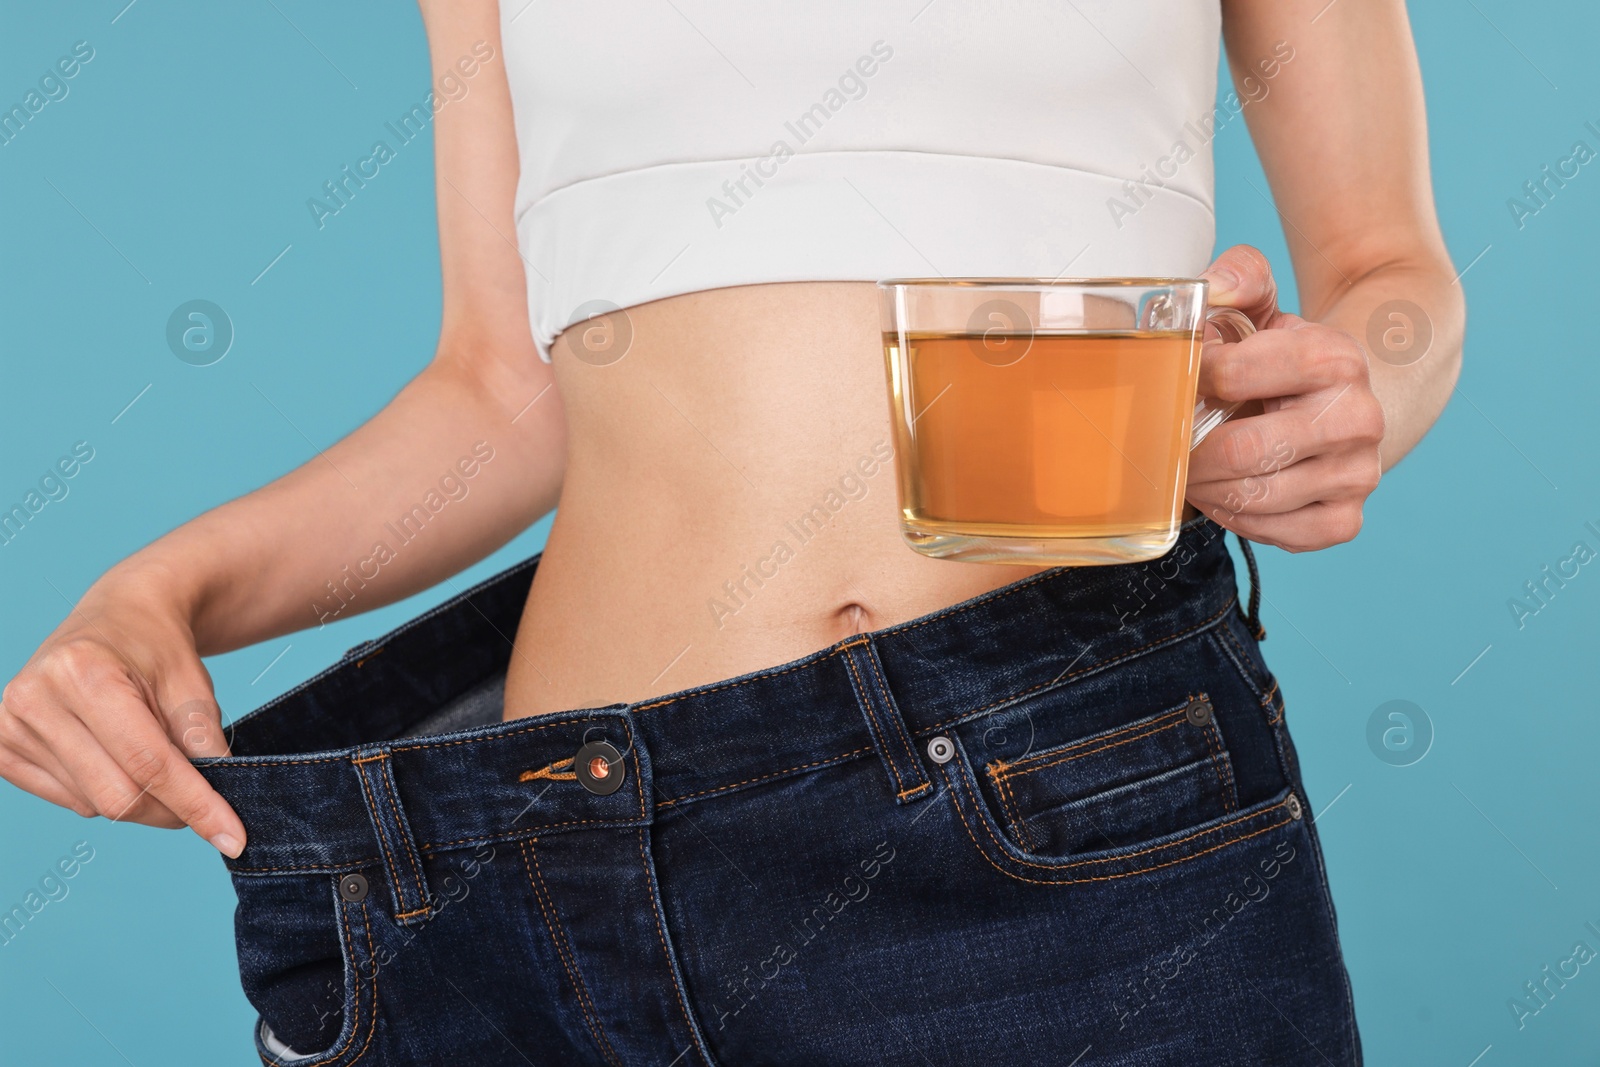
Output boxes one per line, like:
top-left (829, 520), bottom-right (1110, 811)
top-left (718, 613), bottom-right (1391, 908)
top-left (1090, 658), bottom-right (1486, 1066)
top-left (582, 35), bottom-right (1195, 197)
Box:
top-left (505, 279), bottom-right (1203, 723)
top-left (503, 281), bottom-right (1197, 719)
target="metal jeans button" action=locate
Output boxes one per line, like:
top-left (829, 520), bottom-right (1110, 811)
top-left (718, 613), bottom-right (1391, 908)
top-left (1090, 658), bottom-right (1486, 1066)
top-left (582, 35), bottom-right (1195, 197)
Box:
top-left (574, 740), bottom-right (626, 795)
top-left (1185, 695), bottom-right (1213, 726)
top-left (1285, 793), bottom-right (1303, 821)
top-left (338, 872), bottom-right (369, 902)
top-left (926, 736), bottom-right (955, 764)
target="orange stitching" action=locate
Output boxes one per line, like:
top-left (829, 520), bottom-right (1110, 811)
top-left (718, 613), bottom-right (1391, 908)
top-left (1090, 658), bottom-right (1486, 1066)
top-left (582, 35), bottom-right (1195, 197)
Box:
top-left (521, 841), bottom-right (623, 1067)
top-left (519, 769), bottom-right (578, 781)
top-left (520, 842), bottom-right (622, 1067)
top-left (996, 716), bottom-right (1189, 783)
top-left (988, 767), bottom-right (1034, 850)
top-left (376, 762), bottom-right (428, 910)
top-left (951, 758), bottom-right (1294, 872)
top-left (924, 596), bottom-right (1240, 736)
top-left (657, 747), bottom-right (873, 807)
top-left (344, 902), bottom-right (380, 1067)
top-left (351, 753), bottom-right (390, 765)
top-left (1214, 724), bottom-right (1238, 806)
top-left (631, 741), bottom-right (646, 820)
top-left (287, 895), bottom-right (379, 1067)
top-left (520, 757), bottom-right (577, 783)
top-left (843, 651), bottom-right (908, 795)
top-left (863, 644), bottom-right (928, 795)
top-left (985, 704), bottom-right (1229, 845)
top-left (1262, 680), bottom-right (1283, 723)
top-left (393, 906), bottom-right (430, 920)
top-left (1195, 715), bottom-right (1236, 812)
top-left (837, 637), bottom-right (870, 649)
top-left (306, 894), bottom-right (361, 1065)
top-left (993, 706), bottom-right (1190, 781)
top-left (636, 828), bottom-right (713, 1067)
top-left (354, 648), bottom-right (385, 669)
top-left (897, 783), bottom-right (933, 799)
top-left (353, 764), bottom-right (405, 912)
top-left (943, 761), bottom-right (1294, 886)
top-left (345, 899), bottom-right (380, 1065)
top-left (940, 767), bottom-right (1292, 883)
top-left (1018, 701), bottom-right (1188, 765)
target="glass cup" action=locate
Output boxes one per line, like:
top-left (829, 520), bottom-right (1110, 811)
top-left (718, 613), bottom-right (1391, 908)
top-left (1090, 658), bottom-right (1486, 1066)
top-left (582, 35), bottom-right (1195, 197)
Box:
top-left (878, 278), bottom-right (1256, 566)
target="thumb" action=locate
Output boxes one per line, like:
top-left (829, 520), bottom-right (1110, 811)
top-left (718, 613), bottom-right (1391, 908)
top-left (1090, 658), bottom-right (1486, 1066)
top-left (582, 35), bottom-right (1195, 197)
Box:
top-left (157, 660), bottom-right (233, 760)
top-left (1201, 244), bottom-right (1281, 328)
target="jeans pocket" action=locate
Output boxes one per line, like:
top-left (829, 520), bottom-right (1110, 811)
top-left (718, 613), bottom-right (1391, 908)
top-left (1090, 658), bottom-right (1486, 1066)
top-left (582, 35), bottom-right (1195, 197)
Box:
top-left (231, 870), bottom-right (381, 1065)
top-left (981, 694), bottom-right (1237, 857)
top-left (937, 691), bottom-right (1301, 887)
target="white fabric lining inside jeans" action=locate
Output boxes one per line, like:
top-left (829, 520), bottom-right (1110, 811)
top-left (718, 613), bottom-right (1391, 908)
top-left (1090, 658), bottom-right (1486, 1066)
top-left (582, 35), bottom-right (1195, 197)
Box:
top-left (398, 674), bottom-right (507, 739)
top-left (260, 1021), bottom-right (304, 1060)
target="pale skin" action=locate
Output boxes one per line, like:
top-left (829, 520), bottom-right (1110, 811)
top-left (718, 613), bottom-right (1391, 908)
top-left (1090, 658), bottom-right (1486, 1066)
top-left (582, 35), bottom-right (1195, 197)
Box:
top-left (0, 0), bottom-right (1461, 857)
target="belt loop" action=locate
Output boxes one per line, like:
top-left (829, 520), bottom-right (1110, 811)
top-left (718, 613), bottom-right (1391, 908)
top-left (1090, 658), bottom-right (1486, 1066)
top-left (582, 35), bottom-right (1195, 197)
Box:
top-left (351, 746), bottom-right (434, 925)
top-left (839, 637), bottom-right (933, 805)
top-left (1235, 534), bottom-right (1267, 641)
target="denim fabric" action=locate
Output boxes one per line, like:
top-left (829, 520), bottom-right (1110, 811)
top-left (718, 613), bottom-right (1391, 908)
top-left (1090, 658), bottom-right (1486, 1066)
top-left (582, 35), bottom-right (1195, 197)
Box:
top-left (196, 515), bottom-right (1361, 1066)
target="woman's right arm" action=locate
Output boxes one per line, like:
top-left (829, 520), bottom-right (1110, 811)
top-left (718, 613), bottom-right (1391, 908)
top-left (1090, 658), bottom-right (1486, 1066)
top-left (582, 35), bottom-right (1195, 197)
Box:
top-left (0, 0), bottom-right (556, 855)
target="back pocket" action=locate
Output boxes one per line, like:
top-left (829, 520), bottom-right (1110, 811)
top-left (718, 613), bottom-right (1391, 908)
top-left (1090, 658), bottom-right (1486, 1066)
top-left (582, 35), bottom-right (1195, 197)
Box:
top-left (982, 693), bottom-right (1237, 857)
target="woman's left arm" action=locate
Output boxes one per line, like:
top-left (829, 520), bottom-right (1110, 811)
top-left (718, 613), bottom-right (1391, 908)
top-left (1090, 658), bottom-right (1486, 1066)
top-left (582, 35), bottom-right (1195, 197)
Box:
top-left (1187, 0), bottom-right (1465, 551)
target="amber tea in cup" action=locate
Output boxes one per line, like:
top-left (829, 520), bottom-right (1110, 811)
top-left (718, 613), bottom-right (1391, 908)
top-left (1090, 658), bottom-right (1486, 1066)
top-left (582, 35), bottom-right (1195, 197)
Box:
top-left (878, 279), bottom-right (1254, 566)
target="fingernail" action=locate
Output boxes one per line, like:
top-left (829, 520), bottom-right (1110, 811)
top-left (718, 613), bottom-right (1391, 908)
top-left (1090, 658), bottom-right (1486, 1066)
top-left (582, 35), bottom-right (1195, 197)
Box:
top-left (1206, 267), bottom-right (1240, 292)
top-left (209, 832), bottom-right (243, 858)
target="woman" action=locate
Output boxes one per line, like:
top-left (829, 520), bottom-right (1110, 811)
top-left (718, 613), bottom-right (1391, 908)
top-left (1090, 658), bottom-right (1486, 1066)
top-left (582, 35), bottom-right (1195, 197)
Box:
top-left (0, 1), bottom-right (1458, 1063)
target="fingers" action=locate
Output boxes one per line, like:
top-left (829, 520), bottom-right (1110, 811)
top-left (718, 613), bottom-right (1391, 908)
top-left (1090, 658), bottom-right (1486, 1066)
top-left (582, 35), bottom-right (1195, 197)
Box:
top-left (169, 699), bottom-right (234, 760)
top-left (1189, 451), bottom-right (1382, 518)
top-left (1189, 247), bottom-right (1384, 555)
top-left (79, 691), bottom-right (246, 849)
top-left (1188, 409), bottom-right (1310, 484)
top-left (1201, 244), bottom-right (1282, 327)
top-left (0, 742), bottom-right (96, 817)
top-left (1198, 319), bottom-right (1370, 403)
top-left (0, 711), bottom-right (97, 815)
top-left (1204, 499), bottom-right (1367, 554)
top-left (1188, 399), bottom-right (1381, 552)
top-left (1189, 391), bottom-right (1384, 484)
top-left (1, 644), bottom-right (246, 854)
top-left (20, 693), bottom-right (186, 829)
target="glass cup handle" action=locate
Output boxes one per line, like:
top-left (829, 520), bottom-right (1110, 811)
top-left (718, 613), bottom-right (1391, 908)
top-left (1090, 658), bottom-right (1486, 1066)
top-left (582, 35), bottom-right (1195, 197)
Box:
top-left (1190, 305), bottom-right (1258, 449)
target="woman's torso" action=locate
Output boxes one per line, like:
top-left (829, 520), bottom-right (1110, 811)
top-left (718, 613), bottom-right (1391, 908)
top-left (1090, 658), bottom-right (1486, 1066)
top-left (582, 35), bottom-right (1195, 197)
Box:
top-left (499, 3), bottom-right (1224, 717)
top-left (506, 282), bottom-right (1054, 715)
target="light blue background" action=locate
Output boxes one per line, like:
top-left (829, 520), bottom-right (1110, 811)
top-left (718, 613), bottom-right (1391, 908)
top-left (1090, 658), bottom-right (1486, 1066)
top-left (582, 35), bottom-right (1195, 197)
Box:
top-left (0, 1), bottom-right (1593, 1063)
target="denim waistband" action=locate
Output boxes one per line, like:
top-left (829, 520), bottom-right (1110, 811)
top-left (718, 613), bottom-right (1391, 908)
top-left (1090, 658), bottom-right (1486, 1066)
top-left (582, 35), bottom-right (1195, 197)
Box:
top-left (198, 515), bottom-right (1243, 889)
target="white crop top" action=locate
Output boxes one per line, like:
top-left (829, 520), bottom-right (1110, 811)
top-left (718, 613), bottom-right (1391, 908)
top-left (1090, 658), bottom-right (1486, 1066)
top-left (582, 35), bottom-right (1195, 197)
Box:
top-left (500, 2), bottom-right (1222, 361)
